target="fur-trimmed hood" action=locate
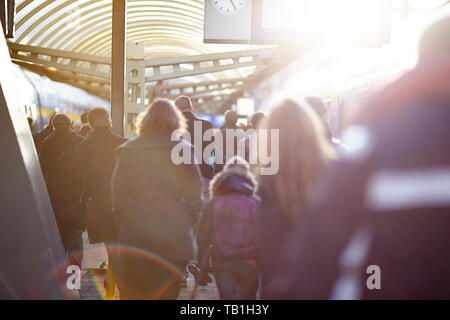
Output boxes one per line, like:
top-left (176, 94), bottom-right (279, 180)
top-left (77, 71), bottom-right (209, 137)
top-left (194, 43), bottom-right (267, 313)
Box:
top-left (209, 168), bottom-right (258, 198)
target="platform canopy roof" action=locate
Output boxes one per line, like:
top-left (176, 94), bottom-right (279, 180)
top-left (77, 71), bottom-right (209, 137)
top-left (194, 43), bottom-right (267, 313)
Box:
top-left (14, 0), bottom-right (271, 57)
top-left (7, 0), bottom-right (286, 111)
top-left (12, 1), bottom-right (271, 81)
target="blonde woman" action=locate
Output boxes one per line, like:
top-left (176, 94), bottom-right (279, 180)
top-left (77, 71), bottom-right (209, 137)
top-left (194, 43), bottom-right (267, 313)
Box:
top-left (258, 99), bottom-right (335, 299)
top-left (111, 99), bottom-right (203, 299)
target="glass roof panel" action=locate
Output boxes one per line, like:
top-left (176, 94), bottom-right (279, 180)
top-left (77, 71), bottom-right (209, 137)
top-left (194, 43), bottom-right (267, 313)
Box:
top-left (12, 0), bottom-right (274, 83)
top-left (13, 0), bottom-right (270, 58)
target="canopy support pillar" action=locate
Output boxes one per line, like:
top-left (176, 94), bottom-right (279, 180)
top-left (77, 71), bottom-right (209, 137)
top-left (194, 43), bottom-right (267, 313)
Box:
top-left (111, 0), bottom-right (127, 136)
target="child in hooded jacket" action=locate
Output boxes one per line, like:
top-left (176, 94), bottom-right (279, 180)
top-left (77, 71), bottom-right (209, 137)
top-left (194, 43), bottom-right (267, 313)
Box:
top-left (197, 156), bottom-right (261, 300)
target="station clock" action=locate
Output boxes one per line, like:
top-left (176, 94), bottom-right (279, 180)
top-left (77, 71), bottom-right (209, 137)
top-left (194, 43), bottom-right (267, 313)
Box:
top-left (211, 0), bottom-right (246, 16)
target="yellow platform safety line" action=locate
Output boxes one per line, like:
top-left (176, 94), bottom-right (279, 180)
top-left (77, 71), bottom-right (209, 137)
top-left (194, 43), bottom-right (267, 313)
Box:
top-left (39, 107), bottom-right (82, 121)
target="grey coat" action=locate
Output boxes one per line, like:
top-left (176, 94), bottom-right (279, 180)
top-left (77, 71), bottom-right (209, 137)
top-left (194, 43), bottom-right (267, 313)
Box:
top-left (111, 133), bottom-right (203, 261)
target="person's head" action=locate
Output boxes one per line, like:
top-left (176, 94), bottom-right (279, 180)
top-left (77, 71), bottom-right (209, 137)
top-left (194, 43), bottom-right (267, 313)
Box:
top-left (46, 112), bottom-right (57, 129)
top-left (259, 99), bottom-right (335, 221)
top-left (418, 15), bottom-right (450, 62)
top-left (224, 156), bottom-right (250, 172)
top-left (210, 155), bottom-right (258, 198)
top-left (80, 124), bottom-right (93, 137)
top-left (174, 95), bottom-right (194, 113)
top-left (80, 111), bottom-right (89, 124)
top-left (52, 113), bottom-right (72, 130)
top-left (224, 110), bottom-right (238, 126)
top-left (249, 112), bottom-right (265, 129)
top-left (88, 107), bottom-right (111, 129)
top-left (71, 119), bottom-right (81, 131)
top-left (136, 98), bottom-right (186, 136)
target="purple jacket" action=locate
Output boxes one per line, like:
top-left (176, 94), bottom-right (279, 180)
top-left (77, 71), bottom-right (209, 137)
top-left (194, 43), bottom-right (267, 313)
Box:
top-left (197, 169), bottom-right (261, 265)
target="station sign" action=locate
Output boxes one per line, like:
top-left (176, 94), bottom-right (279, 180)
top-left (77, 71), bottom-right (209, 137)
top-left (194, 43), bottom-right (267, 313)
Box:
top-left (204, 0), bottom-right (393, 47)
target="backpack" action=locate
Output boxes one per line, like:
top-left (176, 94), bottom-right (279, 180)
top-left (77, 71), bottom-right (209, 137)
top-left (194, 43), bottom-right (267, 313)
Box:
top-left (211, 193), bottom-right (260, 260)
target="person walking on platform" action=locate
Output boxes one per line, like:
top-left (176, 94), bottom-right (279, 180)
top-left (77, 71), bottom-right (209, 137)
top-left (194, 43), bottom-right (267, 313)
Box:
top-left (78, 111), bottom-right (93, 137)
top-left (174, 95), bottom-right (215, 201)
top-left (33, 112), bottom-right (56, 153)
top-left (174, 95), bottom-right (215, 287)
top-left (257, 100), bottom-right (335, 299)
top-left (305, 96), bottom-right (348, 155)
top-left (111, 99), bottom-right (203, 299)
top-left (79, 124), bottom-right (92, 138)
top-left (283, 16), bottom-right (450, 300)
top-left (216, 110), bottom-right (241, 173)
top-left (237, 112), bottom-right (266, 172)
top-left (197, 156), bottom-right (261, 300)
top-left (71, 107), bottom-right (127, 299)
top-left (38, 113), bottom-right (85, 266)
top-left (305, 96), bottom-right (333, 140)
top-left (80, 111), bottom-right (89, 127)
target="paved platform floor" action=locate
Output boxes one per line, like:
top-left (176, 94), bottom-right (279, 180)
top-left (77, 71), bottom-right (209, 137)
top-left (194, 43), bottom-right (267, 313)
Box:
top-left (78, 232), bottom-right (220, 300)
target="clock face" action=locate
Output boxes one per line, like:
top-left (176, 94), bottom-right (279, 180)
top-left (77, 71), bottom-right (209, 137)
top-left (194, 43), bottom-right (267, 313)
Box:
top-left (211, 0), bottom-right (246, 16)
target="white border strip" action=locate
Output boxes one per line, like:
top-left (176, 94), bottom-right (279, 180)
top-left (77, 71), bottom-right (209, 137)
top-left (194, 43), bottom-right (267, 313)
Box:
top-left (366, 168), bottom-right (450, 211)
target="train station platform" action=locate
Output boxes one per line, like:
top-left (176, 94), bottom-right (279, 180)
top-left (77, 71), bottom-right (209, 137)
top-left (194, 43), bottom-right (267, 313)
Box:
top-left (1, 0), bottom-right (449, 303)
top-left (79, 232), bottom-right (220, 300)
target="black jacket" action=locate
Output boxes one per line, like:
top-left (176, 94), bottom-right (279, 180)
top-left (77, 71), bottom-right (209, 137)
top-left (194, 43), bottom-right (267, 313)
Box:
top-left (71, 127), bottom-right (127, 243)
top-left (216, 123), bottom-right (243, 173)
top-left (39, 128), bottom-right (85, 236)
top-left (33, 124), bottom-right (53, 154)
top-left (258, 182), bottom-right (294, 299)
top-left (183, 111), bottom-right (215, 179)
top-left (111, 133), bottom-right (203, 261)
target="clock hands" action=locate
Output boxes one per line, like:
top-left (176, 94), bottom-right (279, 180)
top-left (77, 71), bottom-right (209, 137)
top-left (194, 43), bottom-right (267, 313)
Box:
top-left (230, 0), bottom-right (237, 11)
top-left (212, 0), bottom-right (243, 15)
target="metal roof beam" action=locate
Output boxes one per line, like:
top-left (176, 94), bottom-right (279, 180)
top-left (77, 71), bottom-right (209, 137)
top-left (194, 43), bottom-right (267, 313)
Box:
top-left (7, 42), bottom-right (281, 113)
top-left (158, 86), bottom-right (239, 101)
top-left (154, 77), bottom-right (245, 97)
top-left (8, 41), bottom-right (110, 64)
top-left (8, 42), bottom-right (110, 80)
top-left (145, 48), bottom-right (277, 82)
top-left (157, 77), bottom-right (245, 90)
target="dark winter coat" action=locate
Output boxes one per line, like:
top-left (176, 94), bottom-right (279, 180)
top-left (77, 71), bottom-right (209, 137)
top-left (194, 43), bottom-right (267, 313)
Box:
top-left (39, 128), bottom-right (85, 239)
top-left (33, 124), bottom-right (53, 153)
top-left (182, 111), bottom-right (215, 179)
top-left (258, 182), bottom-right (295, 299)
top-left (197, 169), bottom-right (260, 265)
top-left (111, 133), bottom-right (203, 262)
top-left (216, 123), bottom-right (241, 173)
top-left (71, 127), bottom-right (127, 243)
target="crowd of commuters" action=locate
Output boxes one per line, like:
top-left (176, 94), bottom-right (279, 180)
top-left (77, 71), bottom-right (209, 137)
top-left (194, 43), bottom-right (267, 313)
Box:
top-left (32, 16), bottom-right (450, 300)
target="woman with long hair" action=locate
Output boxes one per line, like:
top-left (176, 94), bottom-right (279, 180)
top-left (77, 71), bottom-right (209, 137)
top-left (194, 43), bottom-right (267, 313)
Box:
top-left (257, 99), bottom-right (335, 299)
top-left (111, 99), bottom-right (203, 299)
